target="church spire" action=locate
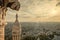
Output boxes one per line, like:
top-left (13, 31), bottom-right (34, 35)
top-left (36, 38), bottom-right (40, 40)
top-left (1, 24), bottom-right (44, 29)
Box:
top-left (14, 13), bottom-right (19, 26)
top-left (15, 13), bottom-right (18, 22)
top-left (12, 13), bottom-right (21, 40)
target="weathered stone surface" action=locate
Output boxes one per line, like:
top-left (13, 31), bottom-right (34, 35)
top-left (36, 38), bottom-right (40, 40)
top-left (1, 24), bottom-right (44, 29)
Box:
top-left (0, 0), bottom-right (20, 11)
top-left (7, 1), bottom-right (20, 11)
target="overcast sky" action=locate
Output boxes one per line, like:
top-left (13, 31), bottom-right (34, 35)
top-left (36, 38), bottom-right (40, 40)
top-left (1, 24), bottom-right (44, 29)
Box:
top-left (6, 0), bottom-right (60, 22)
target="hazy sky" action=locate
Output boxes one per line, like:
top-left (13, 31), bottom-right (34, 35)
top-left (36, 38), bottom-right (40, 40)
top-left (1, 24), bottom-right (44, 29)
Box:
top-left (6, 0), bottom-right (60, 22)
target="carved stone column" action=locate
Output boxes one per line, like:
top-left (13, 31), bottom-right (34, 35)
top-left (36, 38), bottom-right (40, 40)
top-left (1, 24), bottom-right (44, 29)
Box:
top-left (0, 7), bottom-right (7, 40)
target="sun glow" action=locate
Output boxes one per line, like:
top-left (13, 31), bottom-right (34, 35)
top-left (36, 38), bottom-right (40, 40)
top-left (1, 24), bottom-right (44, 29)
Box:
top-left (46, 8), bottom-right (58, 18)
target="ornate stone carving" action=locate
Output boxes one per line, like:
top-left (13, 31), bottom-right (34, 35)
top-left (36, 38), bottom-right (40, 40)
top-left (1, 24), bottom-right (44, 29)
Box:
top-left (0, 0), bottom-right (20, 40)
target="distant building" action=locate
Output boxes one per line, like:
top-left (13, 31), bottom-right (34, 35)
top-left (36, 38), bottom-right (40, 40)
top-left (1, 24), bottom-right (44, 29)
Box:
top-left (5, 13), bottom-right (21, 40)
top-left (12, 13), bottom-right (21, 40)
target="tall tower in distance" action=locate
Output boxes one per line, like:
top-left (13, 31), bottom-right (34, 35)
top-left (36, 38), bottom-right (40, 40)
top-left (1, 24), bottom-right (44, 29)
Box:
top-left (12, 13), bottom-right (21, 40)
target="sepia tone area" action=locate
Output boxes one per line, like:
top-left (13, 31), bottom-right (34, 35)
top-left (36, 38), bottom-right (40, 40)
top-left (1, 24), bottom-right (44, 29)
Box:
top-left (0, 0), bottom-right (60, 40)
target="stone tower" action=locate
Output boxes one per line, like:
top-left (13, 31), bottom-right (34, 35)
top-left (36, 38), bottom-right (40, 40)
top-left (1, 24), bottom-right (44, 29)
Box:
top-left (12, 13), bottom-right (21, 40)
